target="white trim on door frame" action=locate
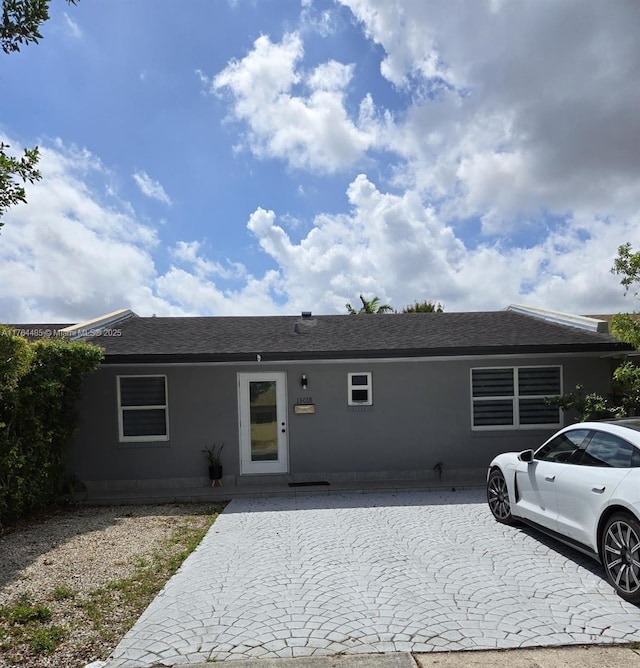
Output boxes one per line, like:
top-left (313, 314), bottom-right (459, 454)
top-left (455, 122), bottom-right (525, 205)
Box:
top-left (237, 372), bottom-right (289, 475)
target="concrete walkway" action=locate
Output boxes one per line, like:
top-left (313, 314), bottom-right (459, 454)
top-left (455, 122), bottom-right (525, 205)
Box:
top-left (103, 490), bottom-right (640, 667)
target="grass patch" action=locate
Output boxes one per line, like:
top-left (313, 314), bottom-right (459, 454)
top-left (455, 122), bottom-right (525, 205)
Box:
top-left (0, 593), bottom-right (52, 625)
top-left (0, 593), bottom-right (65, 656)
top-left (51, 585), bottom-right (75, 601)
top-left (28, 625), bottom-right (67, 653)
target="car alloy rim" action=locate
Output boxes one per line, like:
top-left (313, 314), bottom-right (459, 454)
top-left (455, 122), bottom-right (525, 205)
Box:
top-left (604, 520), bottom-right (640, 595)
top-left (488, 474), bottom-right (510, 520)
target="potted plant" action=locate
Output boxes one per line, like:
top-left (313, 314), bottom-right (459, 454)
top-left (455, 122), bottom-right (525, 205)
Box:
top-left (202, 443), bottom-right (224, 481)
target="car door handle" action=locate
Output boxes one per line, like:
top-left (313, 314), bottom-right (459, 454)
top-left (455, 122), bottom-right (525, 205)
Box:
top-left (591, 485), bottom-right (605, 493)
top-left (544, 475), bottom-right (556, 482)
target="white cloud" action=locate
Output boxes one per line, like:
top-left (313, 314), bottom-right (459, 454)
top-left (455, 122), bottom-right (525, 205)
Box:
top-left (0, 139), bottom-right (283, 321)
top-left (132, 171), bottom-right (172, 205)
top-left (338, 0), bottom-right (640, 234)
top-left (5, 0), bottom-right (640, 322)
top-left (63, 13), bottom-right (82, 40)
top-left (171, 240), bottom-right (246, 281)
top-left (307, 60), bottom-right (353, 91)
top-left (2, 137), bottom-right (640, 323)
top-left (245, 175), bottom-right (640, 315)
top-left (155, 266), bottom-right (284, 316)
top-left (338, 0), bottom-right (453, 87)
top-left (194, 68), bottom-right (210, 88)
top-left (208, 1), bottom-right (640, 239)
top-left (211, 33), bottom-right (379, 173)
top-left (299, 1), bottom-right (338, 37)
top-left (0, 141), bottom-right (162, 321)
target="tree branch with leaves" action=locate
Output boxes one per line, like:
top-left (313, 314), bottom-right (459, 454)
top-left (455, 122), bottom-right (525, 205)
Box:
top-left (0, 143), bottom-right (41, 230)
top-left (345, 295), bottom-right (394, 314)
top-left (1, 0), bottom-right (77, 54)
top-left (0, 0), bottom-right (78, 232)
top-left (612, 242), bottom-right (640, 297)
top-left (548, 244), bottom-right (640, 421)
top-left (402, 300), bottom-right (443, 313)
top-left (610, 243), bottom-right (640, 347)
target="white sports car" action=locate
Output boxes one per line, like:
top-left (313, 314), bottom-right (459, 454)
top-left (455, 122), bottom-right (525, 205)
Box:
top-left (487, 419), bottom-right (640, 603)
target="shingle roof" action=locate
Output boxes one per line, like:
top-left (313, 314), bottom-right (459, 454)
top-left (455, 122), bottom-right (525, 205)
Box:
top-left (87, 311), bottom-right (633, 363)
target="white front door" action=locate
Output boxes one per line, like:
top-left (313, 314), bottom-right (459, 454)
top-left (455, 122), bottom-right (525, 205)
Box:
top-left (238, 372), bottom-right (289, 475)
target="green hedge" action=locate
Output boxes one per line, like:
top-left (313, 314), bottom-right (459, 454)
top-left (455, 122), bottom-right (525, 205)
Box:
top-left (0, 328), bottom-right (103, 525)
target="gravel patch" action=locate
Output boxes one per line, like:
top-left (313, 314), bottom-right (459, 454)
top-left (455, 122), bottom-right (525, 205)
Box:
top-left (0, 503), bottom-right (222, 668)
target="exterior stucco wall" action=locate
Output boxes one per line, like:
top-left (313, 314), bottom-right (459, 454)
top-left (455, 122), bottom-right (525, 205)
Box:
top-left (286, 355), bottom-right (615, 473)
top-left (70, 354), bottom-right (617, 484)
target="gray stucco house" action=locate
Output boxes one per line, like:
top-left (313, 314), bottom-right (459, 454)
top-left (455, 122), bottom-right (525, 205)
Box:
top-left (56, 305), bottom-right (632, 493)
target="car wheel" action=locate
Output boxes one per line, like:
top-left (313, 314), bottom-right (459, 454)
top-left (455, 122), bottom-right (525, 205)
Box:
top-left (487, 468), bottom-right (515, 525)
top-left (602, 512), bottom-right (640, 604)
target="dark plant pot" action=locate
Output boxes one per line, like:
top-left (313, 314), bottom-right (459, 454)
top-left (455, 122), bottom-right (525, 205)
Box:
top-left (209, 464), bottom-right (223, 480)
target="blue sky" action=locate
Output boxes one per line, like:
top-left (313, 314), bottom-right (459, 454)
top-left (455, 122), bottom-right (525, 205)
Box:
top-left (2, 0), bottom-right (640, 321)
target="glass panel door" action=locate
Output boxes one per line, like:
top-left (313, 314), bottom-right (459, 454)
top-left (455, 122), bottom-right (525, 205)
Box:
top-left (238, 372), bottom-right (288, 474)
top-left (249, 380), bottom-right (278, 461)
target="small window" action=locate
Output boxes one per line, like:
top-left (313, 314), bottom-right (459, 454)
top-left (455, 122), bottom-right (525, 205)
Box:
top-left (118, 375), bottom-right (169, 442)
top-left (578, 432), bottom-right (634, 468)
top-left (471, 366), bottom-right (561, 430)
top-left (535, 429), bottom-right (590, 463)
top-left (348, 372), bottom-right (372, 406)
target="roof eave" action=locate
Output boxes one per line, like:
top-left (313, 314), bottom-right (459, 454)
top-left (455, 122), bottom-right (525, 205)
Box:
top-left (101, 342), bottom-right (634, 365)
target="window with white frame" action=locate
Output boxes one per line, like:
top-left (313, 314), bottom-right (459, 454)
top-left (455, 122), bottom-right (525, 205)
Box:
top-left (117, 375), bottom-right (169, 441)
top-left (348, 372), bottom-right (372, 406)
top-left (471, 366), bottom-right (561, 430)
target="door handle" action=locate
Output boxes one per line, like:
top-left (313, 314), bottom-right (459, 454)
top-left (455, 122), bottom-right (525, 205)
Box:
top-left (544, 475), bottom-right (556, 482)
top-left (591, 485), bottom-right (605, 493)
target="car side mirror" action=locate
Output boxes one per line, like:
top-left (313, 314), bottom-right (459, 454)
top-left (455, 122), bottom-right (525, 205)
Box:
top-left (518, 449), bottom-right (534, 463)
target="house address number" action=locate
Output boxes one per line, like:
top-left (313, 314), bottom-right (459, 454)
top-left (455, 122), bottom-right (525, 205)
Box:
top-left (294, 397), bottom-right (315, 415)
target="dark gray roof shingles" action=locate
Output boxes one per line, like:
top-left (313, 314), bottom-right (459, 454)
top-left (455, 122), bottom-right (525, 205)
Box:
top-left (88, 311), bottom-right (633, 363)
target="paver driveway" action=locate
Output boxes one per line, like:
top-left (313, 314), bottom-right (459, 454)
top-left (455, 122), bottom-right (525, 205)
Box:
top-left (105, 489), bottom-right (640, 667)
